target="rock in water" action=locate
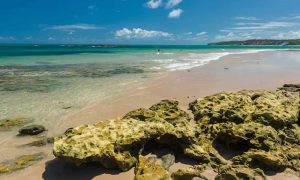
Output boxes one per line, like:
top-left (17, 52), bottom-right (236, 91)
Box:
top-left (0, 153), bottom-right (44, 175)
top-left (18, 125), bottom-right (46, 136)
top-left (134, 155), bottom-right (169, 180)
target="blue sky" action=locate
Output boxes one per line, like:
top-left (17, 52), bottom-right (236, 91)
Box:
top-left (1, 0), bottom-right (300, 44)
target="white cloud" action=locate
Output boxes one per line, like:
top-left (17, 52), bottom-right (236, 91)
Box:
top-left (166, 0), bottom-right (183, 9)
top-left (115, 28), bottom-right (172, 39)
top-left (168, 9), bottom-right (183, 18)
top-left (0, 36), bottom-right (15, 40)
top-left (45, 24), bottom-right (103, 32)
top-left (293, 16), bottom-right (300, 19)
top-left (234, 16), bottom-right (258, 21)
top-left (146, 0), bottom-right (162, 9)
top-left (25, 36), bottom-right (32, 40)
top-left (196, 32), bottom-right (207, 36)
top-left (232, 21), bottom-right (296, 30)
top-left (48, 37), bottom-right (55, 41)
top-left (272, 30), bottom-right (300, 39)
top-left (88, 5), bottom-right (95, 10)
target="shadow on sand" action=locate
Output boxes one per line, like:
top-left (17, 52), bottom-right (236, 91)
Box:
top-left (42, 158), bottom-right (123, 180)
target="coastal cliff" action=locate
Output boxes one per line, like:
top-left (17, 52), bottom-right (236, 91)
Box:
top-left (53, 84), bottom-right (300, 179)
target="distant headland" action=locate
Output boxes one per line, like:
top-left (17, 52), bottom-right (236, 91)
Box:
top-left (208, 39), bottom-right (300, 46)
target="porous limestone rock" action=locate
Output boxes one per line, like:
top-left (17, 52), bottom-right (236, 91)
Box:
top-left (54, 118), bottom-right (194, 171)
top-left (134, 155), bottom-right (169, 180)
top-left (215, 165), bottom-right (266, 180)
top-left (171, 165), bottom-right (208, 180)
top-left (189, 90), bottom-right (300, 130)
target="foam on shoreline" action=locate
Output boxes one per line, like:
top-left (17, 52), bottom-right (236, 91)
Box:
top-left (160, 49), bottom-right (271, 71)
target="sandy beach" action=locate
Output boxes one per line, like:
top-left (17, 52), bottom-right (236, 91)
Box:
top-left (1, 50), bottom-right (300, 180)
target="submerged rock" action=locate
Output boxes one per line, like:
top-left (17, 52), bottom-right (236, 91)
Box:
top-left (134, 155), bottom-right (169, 180)
top-left (18, 125), bottom-right (46, 136)
top-left (24, 137), bottom-right (54, 147)
top-left (0, 153), bottom-right (44, 175)
top-left (0, 117), bottom-right (31, 131)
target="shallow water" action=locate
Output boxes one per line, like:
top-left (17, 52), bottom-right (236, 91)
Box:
top-left (1, 45), bottom-right (300, 135)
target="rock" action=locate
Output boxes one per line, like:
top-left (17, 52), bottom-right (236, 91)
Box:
top-left (0, 153), bottom-right (44, 175)
top-left (0, 117), bottom-right (31, 130)
top-left (171, 165), bottom-right (208, 180)
top-left (279, 84), bottom-right (300, 92)
top-left (25, 137), bottom-right (54, 147)
top-left (161, 154), bottom-right (175, 170)
top-left (189, 91), bottom-right (254, 124)
top-left (215, 165), bottom-right (266, 180)
top-left (124, 100), bottom-right (191, 123)
top-left (232, 150), bottom-right (289, 171)
top-left (54, 119), bottom-right (193, 171)
top-left (189, 90), bottom-right (300, 129)
top-left (18, 125), bottom-right (46, 136)
top-left (53, 89), bottom-right (300, 177)
top-left (134, 155), bottom-right (169, 180)
top-left (214, 122), bottom-right (280, 151)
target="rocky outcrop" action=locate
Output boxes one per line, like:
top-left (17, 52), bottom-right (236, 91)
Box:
top-left (53, 86), bottom-right (300, 179)
top-left (54, 100), bottom-right (195, 171)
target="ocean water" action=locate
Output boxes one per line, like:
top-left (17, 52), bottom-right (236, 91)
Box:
top-left (1, 44), bottom-right (300, 133)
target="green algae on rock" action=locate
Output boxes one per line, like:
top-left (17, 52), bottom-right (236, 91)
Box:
top-left (134, 155), bottom-right (169, 180)
top-left (0, 153), bottom-right (44, 175)
top-left (215, 165), bottom-right (266, 180)
top-left (189, 90), bottom-right (300, 130)
top-left (0, 117), bottom-right (31, 131)
top-left (171, 165), bottom-right (208, 180)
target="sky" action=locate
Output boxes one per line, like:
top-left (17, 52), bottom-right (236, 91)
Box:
top-left (1, 0), bottom-right (300, 44)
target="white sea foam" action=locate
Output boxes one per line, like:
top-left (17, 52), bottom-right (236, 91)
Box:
top-left (156, 49), bottom-right (271, 71)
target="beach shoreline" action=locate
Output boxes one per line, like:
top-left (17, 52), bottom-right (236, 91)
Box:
top-left (2, 50), bottom-right (300, 179)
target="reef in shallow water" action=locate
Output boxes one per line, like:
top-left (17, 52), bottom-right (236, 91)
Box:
top-left (0, 153), bottom-right (44, 175)
top-left (53, 84), bottom-right (300, 179)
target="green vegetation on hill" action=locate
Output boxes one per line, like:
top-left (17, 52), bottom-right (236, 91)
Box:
top-left (209, 39), bottom-right (300, 46)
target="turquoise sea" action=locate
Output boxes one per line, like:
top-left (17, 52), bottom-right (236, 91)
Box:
top-left (1, 44), bottom-right (300, 135)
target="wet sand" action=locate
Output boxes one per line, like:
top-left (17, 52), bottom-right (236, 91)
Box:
top-left (3, 50), bottom-right (300, 180)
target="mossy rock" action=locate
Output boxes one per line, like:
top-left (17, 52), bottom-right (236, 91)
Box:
top-left (171, 165), bottom-right (208, 180)
top-left (0, 117), bottom-right (31, 131)
top-left (134, 155), bottom-right (169, 180)
top-left (215, 165), bottom-right (266, 180)
top-left (0, 153), bottom-right (44, 175)
top-left (232, 150), bottom-right (289, 171)
top-left (213, 122), bottom-right (280, 151)
top-left (189, 90), bottom-right (300, 130)
top-left (53, 116), bottom-right (194, 171)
